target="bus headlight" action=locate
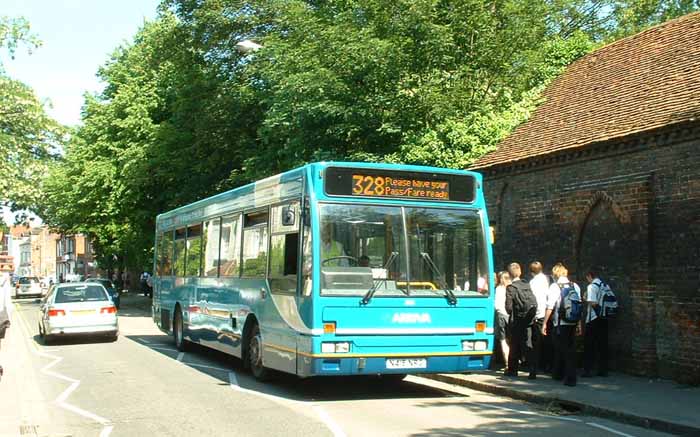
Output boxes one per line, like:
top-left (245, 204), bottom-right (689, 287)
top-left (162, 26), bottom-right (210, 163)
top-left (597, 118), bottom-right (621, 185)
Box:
top-left (462, 340), bottom-right (488, 351)
top-left (322, 342), bottom-right (350, 353)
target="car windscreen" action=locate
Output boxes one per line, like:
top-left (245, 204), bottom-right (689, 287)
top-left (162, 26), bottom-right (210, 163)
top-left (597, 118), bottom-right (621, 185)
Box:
top-left (55, 285), bottom-right (109, 303)
top-left (19, 277), bottom-right (39, 284)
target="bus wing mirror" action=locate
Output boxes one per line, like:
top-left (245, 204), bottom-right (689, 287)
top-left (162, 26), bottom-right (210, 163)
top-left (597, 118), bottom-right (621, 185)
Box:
top-left (282, 206), bottom-right (296, 226)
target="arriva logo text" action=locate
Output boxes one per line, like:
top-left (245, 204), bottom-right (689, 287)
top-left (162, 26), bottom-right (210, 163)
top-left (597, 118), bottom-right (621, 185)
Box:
top-left (392, 313), bottom-right (432, 323)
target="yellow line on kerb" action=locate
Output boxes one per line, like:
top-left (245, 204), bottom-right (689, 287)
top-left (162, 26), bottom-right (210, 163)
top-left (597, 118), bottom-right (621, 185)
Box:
top-left (263, 342), bottom-right (491, 359)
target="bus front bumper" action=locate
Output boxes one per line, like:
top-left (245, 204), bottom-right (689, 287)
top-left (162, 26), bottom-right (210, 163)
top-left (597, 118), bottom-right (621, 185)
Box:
top-left (300, 352), bottom-right (491, 377)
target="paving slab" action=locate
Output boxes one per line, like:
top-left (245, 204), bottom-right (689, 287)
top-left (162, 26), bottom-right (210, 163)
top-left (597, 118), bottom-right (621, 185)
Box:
top-left (426, 370), bottom-right (700, 435)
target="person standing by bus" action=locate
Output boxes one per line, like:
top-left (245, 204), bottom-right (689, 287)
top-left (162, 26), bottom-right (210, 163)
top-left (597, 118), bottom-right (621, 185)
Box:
top-left (529, 261), bottom-right (551, 374)
top-left (494, 271), bottom-right (511, 369)
top-left (504, 263), bottom-right (537, 378)
top-left (542, 263), bottom-right (582, 387)
top-left (583, 267), bottom-right (609, 377)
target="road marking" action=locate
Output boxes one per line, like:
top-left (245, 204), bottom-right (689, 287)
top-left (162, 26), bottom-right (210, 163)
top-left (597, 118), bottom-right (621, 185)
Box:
top-left (312, 405), bottom-right (347, 437)
top-left (227, 371), bottom-right (346, 437)
top-left (185, 362), bottom-right (230, 372)
top-left (586, 422), bottom-right (637, 437)
top-left (138, 338), bottom-right (151, 344)
top-left (150, 346), bottom-right (178, 352)
top-left (14, 305), bottom-right (114, 436)
top-left (177, 352), bottom-right (184, 362)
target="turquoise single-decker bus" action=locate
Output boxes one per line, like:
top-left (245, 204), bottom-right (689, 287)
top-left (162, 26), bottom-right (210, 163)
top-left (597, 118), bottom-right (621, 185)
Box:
top-left (153, 162), bottom-right (495, 380)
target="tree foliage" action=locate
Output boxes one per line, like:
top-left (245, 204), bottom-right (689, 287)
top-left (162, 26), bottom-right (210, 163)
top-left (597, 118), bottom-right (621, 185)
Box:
top-left (0, 17), bottom-right (63, 212)
top-left (37, 0), bottom-right (699, 269)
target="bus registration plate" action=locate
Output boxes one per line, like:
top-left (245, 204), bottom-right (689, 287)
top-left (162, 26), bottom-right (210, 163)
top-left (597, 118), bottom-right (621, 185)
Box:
top-left (386, 358), bottom-right (427, 369)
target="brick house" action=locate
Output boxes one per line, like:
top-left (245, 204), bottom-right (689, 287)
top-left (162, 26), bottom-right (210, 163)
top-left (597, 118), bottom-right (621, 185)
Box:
top-left (471, 13), bottom-right (700, 384)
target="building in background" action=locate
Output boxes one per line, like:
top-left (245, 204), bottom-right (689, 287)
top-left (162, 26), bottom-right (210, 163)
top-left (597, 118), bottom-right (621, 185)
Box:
top-left (9, 225), bottom-right (31, 277)
top-left (472, 13), bottom-right (700, 384)
top-left (56, 234), bottom-right (99, 281)
top-left (31, 227), bottom-right (60, 279)
top-left (0, 231), bottom-right (14, 274)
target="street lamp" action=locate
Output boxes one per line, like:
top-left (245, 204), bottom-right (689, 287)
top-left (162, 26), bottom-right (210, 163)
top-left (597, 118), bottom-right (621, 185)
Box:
top-left (235, 39), bottom-right (262, 54)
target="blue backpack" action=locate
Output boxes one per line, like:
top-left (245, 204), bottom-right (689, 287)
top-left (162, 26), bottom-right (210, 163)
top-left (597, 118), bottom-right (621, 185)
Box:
top-left (558, 282), bottom-right (582, 324)
top-left (594, 280), bottom-right (619, 318)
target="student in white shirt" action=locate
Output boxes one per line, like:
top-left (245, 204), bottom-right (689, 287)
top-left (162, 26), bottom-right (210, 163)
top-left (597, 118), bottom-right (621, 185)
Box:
top-left (541, 263), bottom-right (582, 387)
top-left (528, 261), bottom-right (550, 376)
top-left (494, 271), bottom-right (511, 368)
top-left (582, 267), bottom-right (609, 377)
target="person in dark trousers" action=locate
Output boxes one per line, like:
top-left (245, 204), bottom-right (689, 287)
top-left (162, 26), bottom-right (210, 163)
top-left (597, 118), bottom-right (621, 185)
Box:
top-left (504, 263), bottom-right (538, 378)
top-left (542, 263), bottom-right (582, 387)
top-left (583, 267), bottom-right (609, 377)
top-left (528, 261), bottom-right (550, 377)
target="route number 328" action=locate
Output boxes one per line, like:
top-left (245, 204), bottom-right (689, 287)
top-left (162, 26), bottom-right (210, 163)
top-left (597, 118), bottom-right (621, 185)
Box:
top-left (352, 175), bottom-right (386, 196)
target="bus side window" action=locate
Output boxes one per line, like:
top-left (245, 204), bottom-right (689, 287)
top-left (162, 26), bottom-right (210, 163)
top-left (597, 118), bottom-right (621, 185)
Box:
top-left (202, 218), bottom-right (221, 277)
top-left (270, 202), bottom-right (300, 279)
top-left (173, 228), bottom-right (186, 277)
top-left (160, 230), bottom-right (173, 276)
top-left (185, 223), bottom-right (203, 277)
top-left (220, 214), bottom-right (241, 277)
top-left (242, 210), bottom-right (269, 277)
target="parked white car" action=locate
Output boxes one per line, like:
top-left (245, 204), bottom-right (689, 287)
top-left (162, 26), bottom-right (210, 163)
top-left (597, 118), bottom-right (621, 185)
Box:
top-left (38, 282), bottom-right (119, 344)
top-left (15, 277), bottom-right (43, 298)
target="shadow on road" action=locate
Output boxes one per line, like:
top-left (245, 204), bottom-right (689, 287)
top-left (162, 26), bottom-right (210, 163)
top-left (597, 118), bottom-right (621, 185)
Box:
top-left (125, 332), bottom-right (467, 405)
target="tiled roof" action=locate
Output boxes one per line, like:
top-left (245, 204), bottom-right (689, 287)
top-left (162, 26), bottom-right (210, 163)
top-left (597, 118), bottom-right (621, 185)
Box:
top-left (472, 12), bottom-right (700, 170)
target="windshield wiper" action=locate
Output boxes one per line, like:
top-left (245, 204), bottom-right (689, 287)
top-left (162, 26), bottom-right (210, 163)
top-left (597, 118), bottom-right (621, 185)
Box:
top-left (420, 252), bottom-right (457, 305)
top-left (361, 251), bottom-right (398, 305)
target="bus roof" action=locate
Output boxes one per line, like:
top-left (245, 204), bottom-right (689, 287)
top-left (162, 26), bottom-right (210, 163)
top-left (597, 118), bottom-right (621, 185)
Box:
top-left (156, 162), bottom-right (483, 227)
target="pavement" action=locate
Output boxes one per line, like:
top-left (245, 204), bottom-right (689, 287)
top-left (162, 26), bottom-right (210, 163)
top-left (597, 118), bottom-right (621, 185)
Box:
top-left (427, 369), bottom-right (700, 436)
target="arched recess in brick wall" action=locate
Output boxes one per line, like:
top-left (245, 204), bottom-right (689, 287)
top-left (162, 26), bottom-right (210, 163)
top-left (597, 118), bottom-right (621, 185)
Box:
top-left (495, 182), bottom-right (515, 271)
top-left (575, 191), bottom-right (633, 371)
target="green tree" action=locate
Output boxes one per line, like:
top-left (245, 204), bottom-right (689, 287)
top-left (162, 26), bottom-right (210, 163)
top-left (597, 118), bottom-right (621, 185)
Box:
top-left (0, 17), bottom-right (63, 212)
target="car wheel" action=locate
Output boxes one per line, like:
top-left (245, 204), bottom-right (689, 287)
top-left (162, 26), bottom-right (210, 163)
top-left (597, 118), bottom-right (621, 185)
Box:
top-left (248, 323), bottom-right (271, 381)
top-left (173, 307), bottom-right (189, 352)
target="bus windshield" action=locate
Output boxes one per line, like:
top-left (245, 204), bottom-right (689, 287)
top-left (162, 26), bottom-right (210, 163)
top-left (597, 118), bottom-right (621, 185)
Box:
top-left (319, 203), bottom-right (489, 298)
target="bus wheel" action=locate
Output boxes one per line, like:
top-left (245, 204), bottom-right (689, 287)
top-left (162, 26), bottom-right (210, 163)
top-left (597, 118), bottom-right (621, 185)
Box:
top-left (248, 324), bottom-right (270, 381)
top-left (173, 307), bottom-right (189, 352)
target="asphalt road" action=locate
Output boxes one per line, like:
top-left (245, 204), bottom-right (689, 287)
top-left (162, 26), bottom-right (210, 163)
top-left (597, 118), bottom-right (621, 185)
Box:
top-left (5, 293), bottom-right (670, 437)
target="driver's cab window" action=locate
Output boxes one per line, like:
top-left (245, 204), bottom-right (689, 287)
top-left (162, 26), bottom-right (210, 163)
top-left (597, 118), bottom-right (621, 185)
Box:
top-left (319, 204), bottom-right (407, 296)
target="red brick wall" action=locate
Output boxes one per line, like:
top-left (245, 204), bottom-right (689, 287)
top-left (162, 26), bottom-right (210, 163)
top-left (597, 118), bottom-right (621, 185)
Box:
top-left (481, 123), bottom-right (700, 384)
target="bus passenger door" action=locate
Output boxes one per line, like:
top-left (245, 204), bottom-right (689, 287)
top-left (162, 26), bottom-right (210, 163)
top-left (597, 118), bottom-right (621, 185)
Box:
top-left (266, 202), bottom-right (302, 374)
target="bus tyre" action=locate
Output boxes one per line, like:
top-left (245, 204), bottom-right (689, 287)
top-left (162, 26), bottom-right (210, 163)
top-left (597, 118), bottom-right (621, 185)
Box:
top-left (173, 307), bottom-right (189, 352)
top-left (248, 324), bottom-right (271, 381)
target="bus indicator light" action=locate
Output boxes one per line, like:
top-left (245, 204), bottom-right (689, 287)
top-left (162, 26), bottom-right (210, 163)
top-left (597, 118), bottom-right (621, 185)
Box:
top-left (475, 321), bottom-right (486, 332)
top-left (323, 322), bottom-right (336, 334)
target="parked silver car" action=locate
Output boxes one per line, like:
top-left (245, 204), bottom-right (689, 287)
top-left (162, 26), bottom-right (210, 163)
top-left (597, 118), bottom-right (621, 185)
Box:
top-left (38, 282), bottom-right (118, 344)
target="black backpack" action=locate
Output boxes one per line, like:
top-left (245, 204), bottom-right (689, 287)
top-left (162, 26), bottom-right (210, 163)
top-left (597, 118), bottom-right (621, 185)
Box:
top-left (508, 280), bottom-right (538, 324)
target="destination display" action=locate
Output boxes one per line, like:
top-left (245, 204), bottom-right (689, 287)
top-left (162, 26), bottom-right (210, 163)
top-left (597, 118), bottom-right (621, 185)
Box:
top-left (325, 167), bottom-right (476, 202)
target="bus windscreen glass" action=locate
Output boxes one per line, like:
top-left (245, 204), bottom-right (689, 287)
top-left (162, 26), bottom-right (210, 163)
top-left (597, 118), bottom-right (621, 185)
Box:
top-left (325, 167), bottom-right (475, 202)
